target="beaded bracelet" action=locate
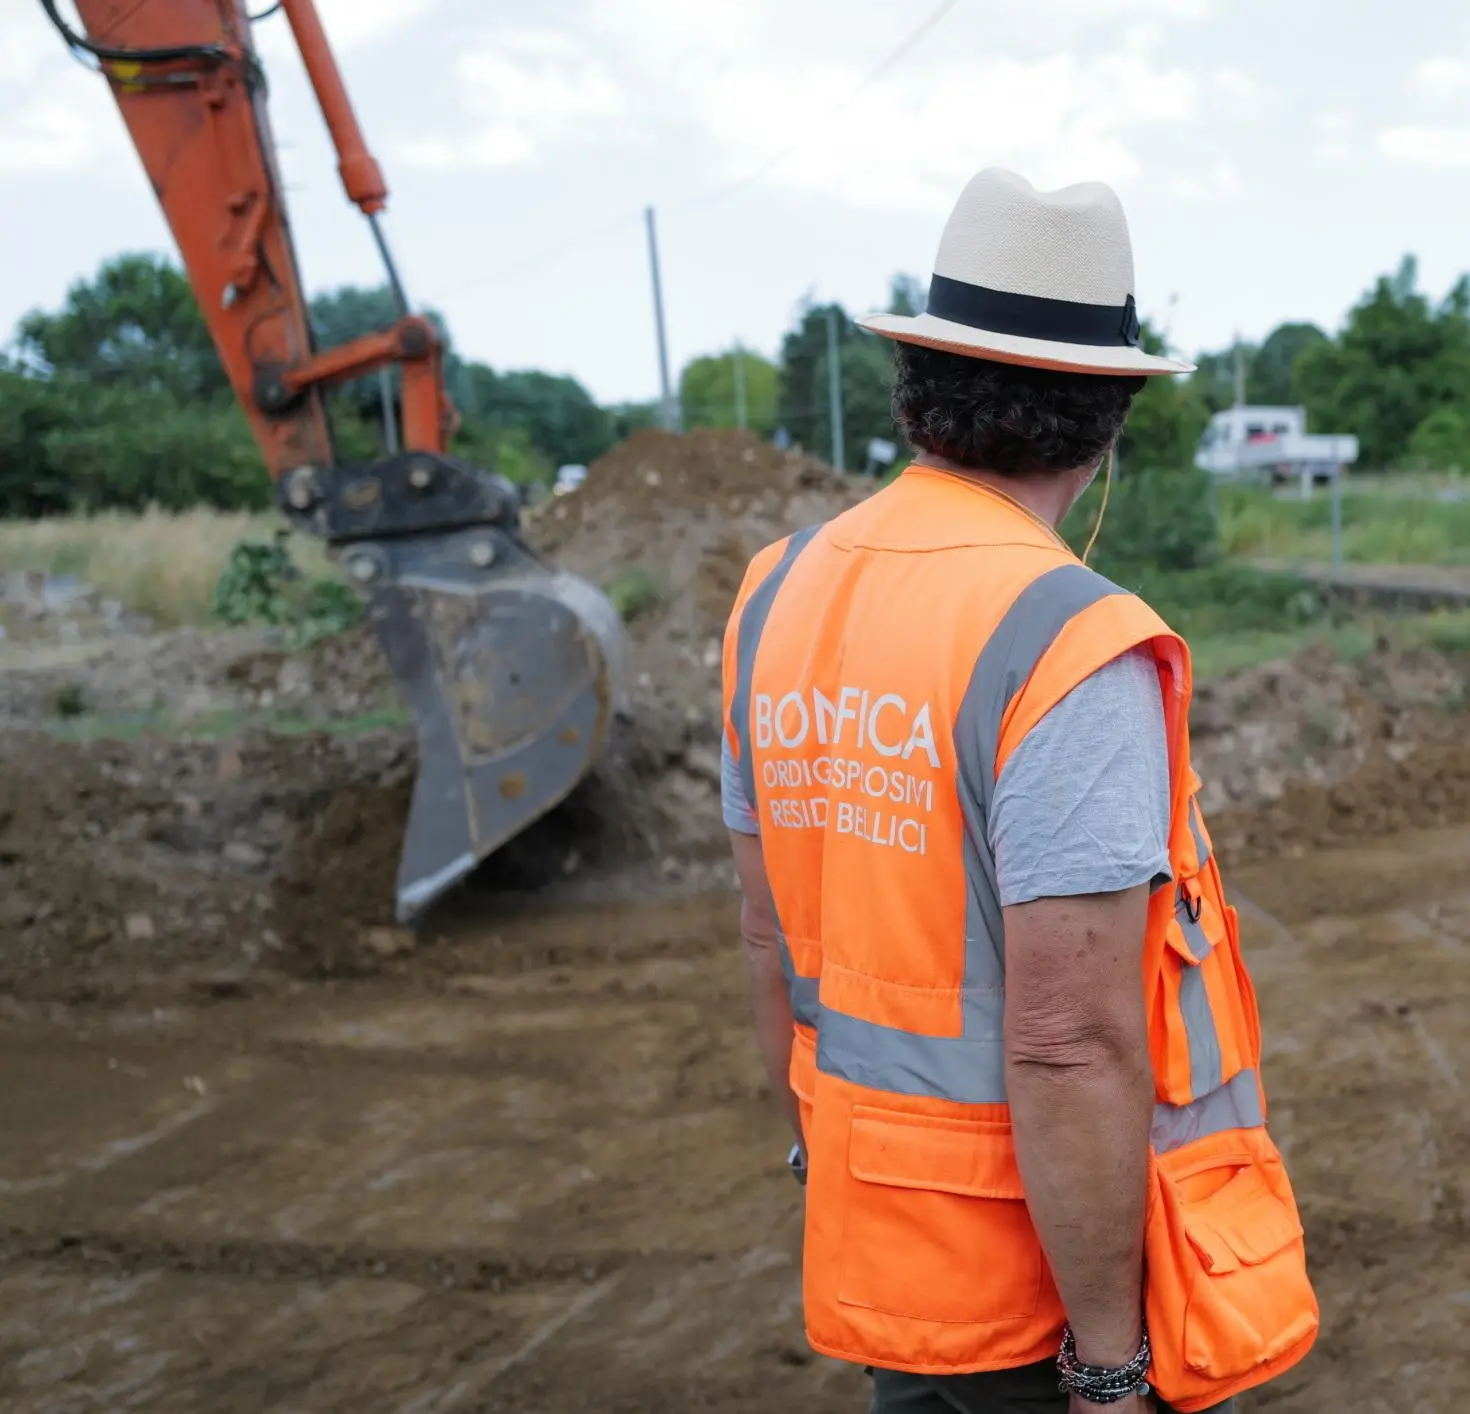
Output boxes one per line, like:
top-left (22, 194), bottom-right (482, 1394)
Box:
top-left (1056, 1322), bottom-right (1152, 1405)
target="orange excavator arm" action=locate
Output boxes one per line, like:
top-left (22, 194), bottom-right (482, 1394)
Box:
top-left (40, 0), bottom-right (626, 923)
top-left (47, 0), bottom-right (454, 478)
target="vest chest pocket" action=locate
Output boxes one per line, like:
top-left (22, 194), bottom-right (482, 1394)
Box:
top-left (837, 1108), bottom-right (1044, 1326)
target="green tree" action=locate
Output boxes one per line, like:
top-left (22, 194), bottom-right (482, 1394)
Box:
top-left (679, 347), bottom-right (778, 434)
top-left (1292, 255), bottom-right (1470, 467)
top-left (1188, 346), bottom-right (1250, 415)
top-left (778, 295), bottom-right (842, 450)
top-left (1248, 322), bottom-right (1328, 405)
top-left (811, 333), bottom-right (897, 471)
top-left (1118, 321), bottom-right (1209, 472)
top-left (888, 273), bottom-right (928, 317)
top-left (487, 370), bottom-right (613, 467)
top-left (309, 285), bottom-right (611, 474)
top-left (778, 293), bottom-right (902, 464)
top-left (16, 253), bottom-right (227, 400)
top-left (0, 365), bottom-right (76, 516)
top-left (42, 385), bottom-right (265, 511)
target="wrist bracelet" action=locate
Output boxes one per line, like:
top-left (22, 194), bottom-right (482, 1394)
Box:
top-left (1056, 1322), bottom-right (1151, 1405)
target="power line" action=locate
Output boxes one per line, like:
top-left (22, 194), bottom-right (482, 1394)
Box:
top-left (439, 0), bottom-right (965, 295)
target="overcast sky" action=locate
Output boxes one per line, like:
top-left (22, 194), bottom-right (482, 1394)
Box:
top-left (4, 0), bottom-right (1470, 404)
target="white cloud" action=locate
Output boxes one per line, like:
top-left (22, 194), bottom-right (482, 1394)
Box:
top-left (1313, 111), bottom-right (1357, 166)
top-left (0, 18), bottom-right (60, 86)
top-left (694, 47), bottom-right (1198, 213)
top-left (1415, 56), bottom-right (1470, 105)
top-left (389, 29), bottom-right (625, 171)
top-left (0, 48), bottom-right (136, 177)
top-left (1379, 125), bottom-right (1470, 167)
top-left (1208, 65), bottom-right (1269, 120)
top-left (1171, 157), bottom-right (1245, 204)
top-left (397, 1), bottom-right (1204, 214)
top-left (254, 0), bottom-right (439, 53)
top-left (996, 0), bottom-right (1211, 41)
top-left (0, 101), bottom-right (94, 175)
top-left (1377, 40), bottom-right (1470, 166)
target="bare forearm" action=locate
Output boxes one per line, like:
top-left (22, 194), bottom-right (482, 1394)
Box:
top-left (744, 943), bottom-right (803, 1145)
top-left (1007, 1043), bottom-right (1152, 1365)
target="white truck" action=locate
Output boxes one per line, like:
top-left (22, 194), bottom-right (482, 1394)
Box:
top-left (1194, 405), bottom-right (1359, 487)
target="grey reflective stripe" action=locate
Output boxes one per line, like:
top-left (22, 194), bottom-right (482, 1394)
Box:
top-left (1174, 887), bottom-right (1223, 1097)
top-left (731, 526), bottom-right (822, 813)
top-left (954, 565), bottom-right (1129, 1035)
top-left (789, 972), bottom-right (820, 1029)
top-left (1178, 957), bottom-right (1224, 1099)
top-left (1151, 1068), bottom-right (1264, 1153)
top-left (731, 526), bottom-right (824, 1029)
top-left (1189, 798), bottom-right (1211, 868)
top-left (816, 564), bottom-right (1128, 1105)
top-left (816, 1004), bottom-right (1007, 1104)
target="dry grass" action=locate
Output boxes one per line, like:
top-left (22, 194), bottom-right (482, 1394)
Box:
top-left (0, 508), bottom-right (333, 627)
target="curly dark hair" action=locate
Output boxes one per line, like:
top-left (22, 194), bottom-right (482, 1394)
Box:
top-left (891, 340), bottom-right (1145, 477)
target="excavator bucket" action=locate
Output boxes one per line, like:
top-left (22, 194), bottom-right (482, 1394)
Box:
top-left (340, 522), bottom-right (626, 923)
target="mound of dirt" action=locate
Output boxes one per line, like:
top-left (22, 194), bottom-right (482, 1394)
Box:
top-left (0, 727), bottom-right (417, 996)
top-left (533, 428), bottom-right (863, 724)
top-left (1191, 639), bottom-right (1470, 816)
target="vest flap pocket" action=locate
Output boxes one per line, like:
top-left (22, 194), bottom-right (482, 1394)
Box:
top-left (839, 1107), bottom-right (1043, 1325)
top-left (1183, 1167), bottom-right (1304, 1274)
top-left (1145, 1148), bottom-right (1319, 1392)
top-left (848, 1107), bottom-right (1025, 1200)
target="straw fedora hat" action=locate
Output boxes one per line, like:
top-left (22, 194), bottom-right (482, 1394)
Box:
top-left (861, 168), bottom-right (1193, 377)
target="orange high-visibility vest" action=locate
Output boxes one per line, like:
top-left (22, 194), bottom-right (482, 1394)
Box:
top-left (721, 466), bottom-right (1318, 1412)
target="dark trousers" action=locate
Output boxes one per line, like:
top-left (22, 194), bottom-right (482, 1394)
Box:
top-left (869, 1361), bottom-right (1237, 1413)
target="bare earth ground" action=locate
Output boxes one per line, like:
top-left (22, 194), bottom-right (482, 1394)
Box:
top-left (2, 434), bottom-right (1468, 1412)
top-left (0, 822), bottom-right (1466, 1414)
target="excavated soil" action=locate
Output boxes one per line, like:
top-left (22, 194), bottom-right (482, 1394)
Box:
top-left (2, 432), bottom-right (1469, 1410)
top-left (533, 427), bottom-right (864, 724)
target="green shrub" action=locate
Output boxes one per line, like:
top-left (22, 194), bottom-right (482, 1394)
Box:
top-left (1118, 563), bottom-right (1327, 638)
top-left (605, 565), bottom-right (665, 623)
top-left (1065, 463), bottom-right (1220, 573)
top-left (1408, 407), bottom-right (1470, 473)
top-left (213, 532), bottom-right (362, 646)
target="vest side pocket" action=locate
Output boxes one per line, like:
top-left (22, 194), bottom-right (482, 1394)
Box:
top-left (837, 1107), bottom-right (1043, 1325)
top-left (1145, 1139), bottom-right (1319, 1402)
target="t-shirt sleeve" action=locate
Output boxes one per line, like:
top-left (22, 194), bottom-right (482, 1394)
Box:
top-left (721, 733), bottom-right (760, 835)
top-left (990, 645), bottom-right (1172, 908)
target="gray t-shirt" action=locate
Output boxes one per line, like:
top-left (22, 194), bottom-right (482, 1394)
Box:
top-left (721, 646), bottom-right (1171, 906)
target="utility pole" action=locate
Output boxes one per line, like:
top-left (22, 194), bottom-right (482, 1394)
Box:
top-left (1233, 333), bottom-right (1246, 408)
top-left (733, 345), bottom-right (748, 431)
top-left (645, 206), bottom-right (679, 432)
top-left (826, 308), bottom-right (846, 472)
